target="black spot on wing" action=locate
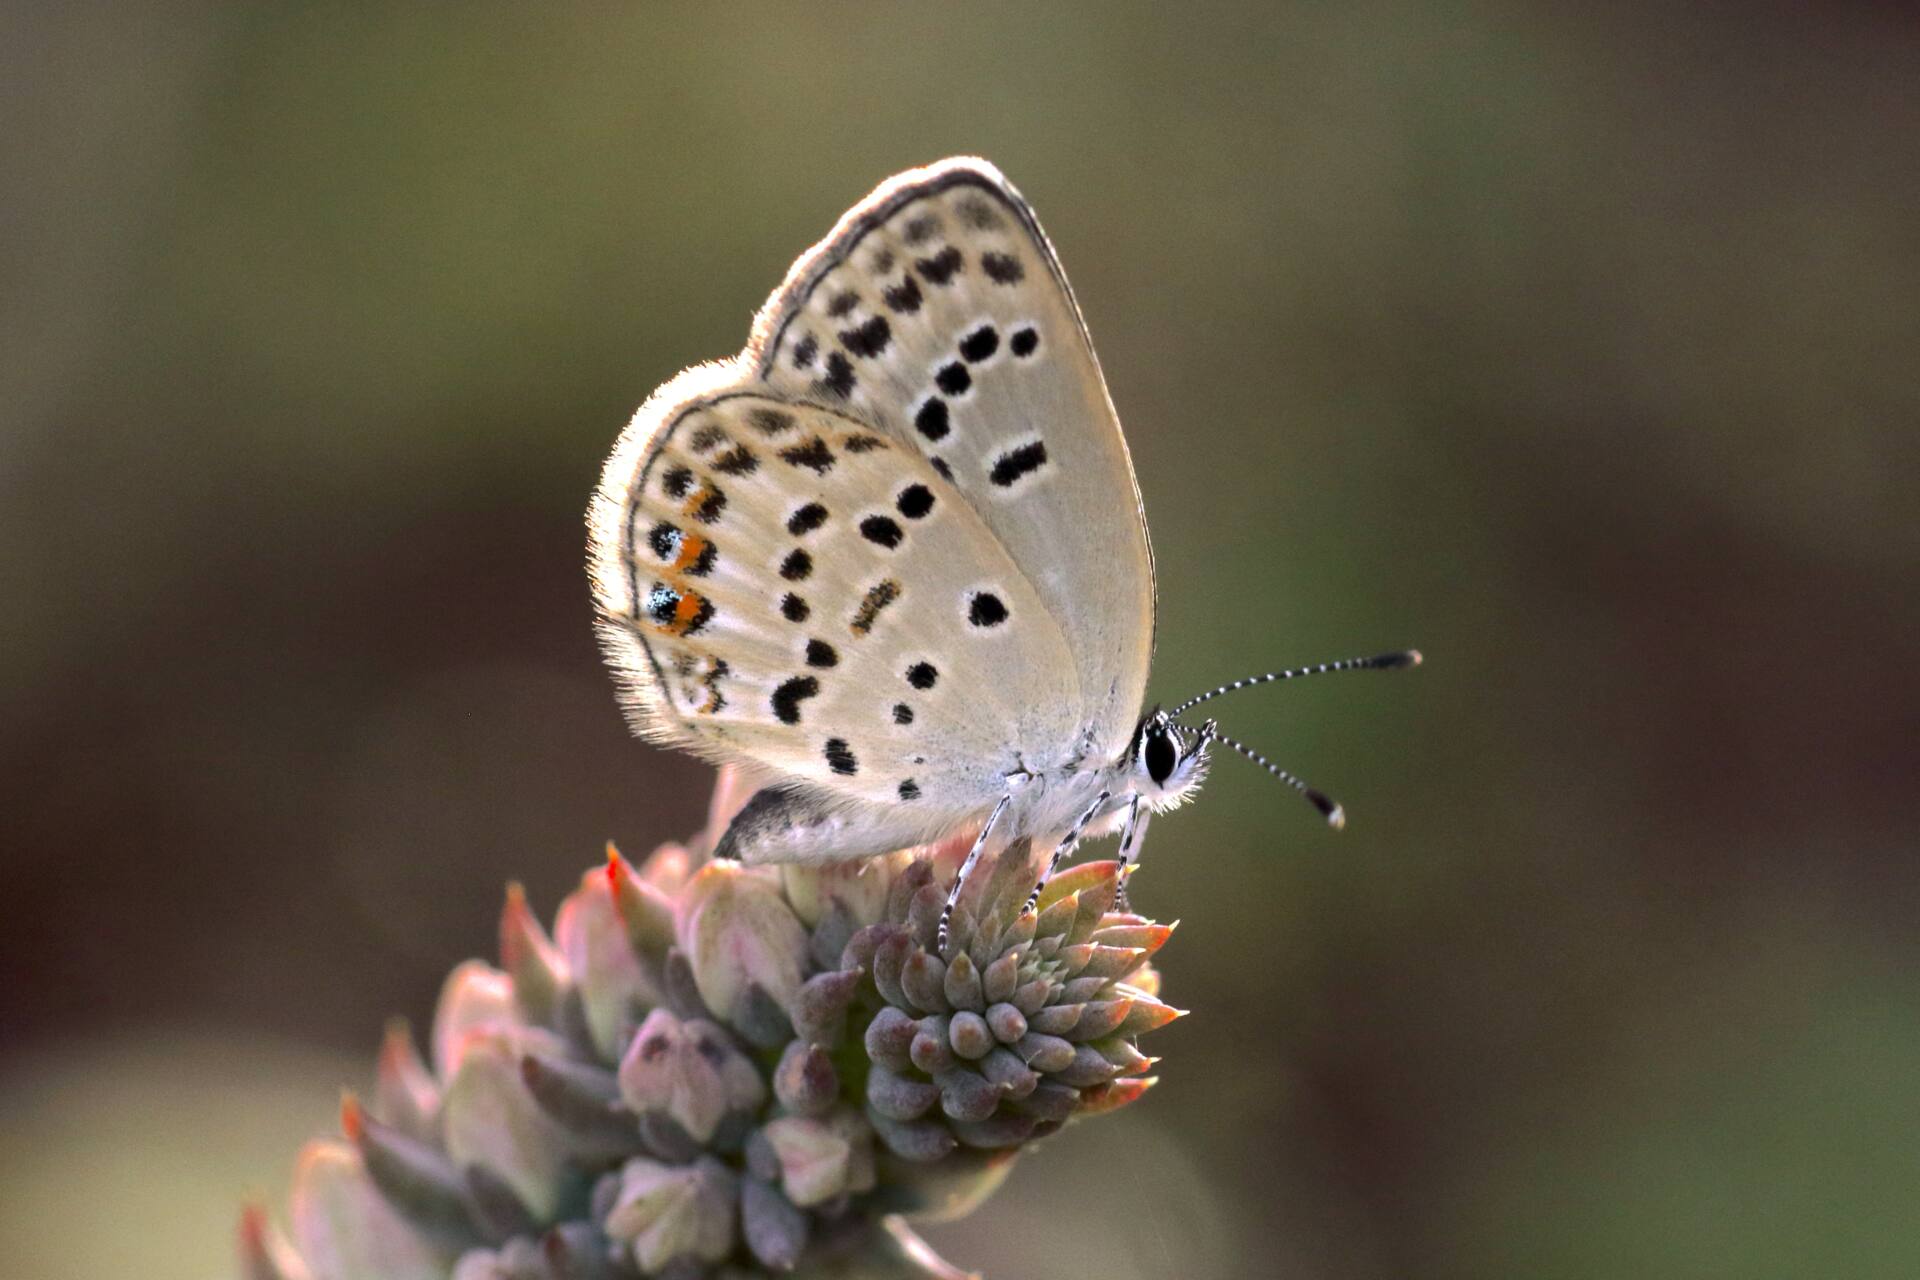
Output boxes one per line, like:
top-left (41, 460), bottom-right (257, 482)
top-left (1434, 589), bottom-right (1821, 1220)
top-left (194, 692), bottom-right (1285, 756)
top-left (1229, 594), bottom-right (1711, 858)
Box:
top-left (662, 466), bottom-right (695, 499)
top-left (780, 593), bottom-right (809, 623)
top-left (959, 325), bottom-right (999, 362)
top-left (916, 246), bottom-right (964, 285)
top-left (898, 779), bottom-right (921, 801)
top-left (955, 194), bottom-right (1002, 230)
top-left (883, 275), bottom-right (923, 314)
top-left (791, 335), bottom-right (818, 369)
top-left (698, 659), bottom-right (728, 714)
top-left (688, 597), bottom-right (714, 634)
top-left (826, 291), bottom-right (859, 318)
top-left (892, 702), bottom-right (914, 725)
top-left (805, 639), bottom-right (838, 668)
top-left (779, 438), bottom-right (835, 474)
top-left (967, 592), bottom-right (1009, 628)
top-left (850, 578), bottom-right (901, 635)
top-left (988, 440), bottom-right (1048, 487)
top-left (935, 362), bottom-right (971, 396)
top-left (691, 487), bottom-right (726, 524)
top-left (906, 661), bottom-right (938, 690)
top-left (824, 737), bottom-right (858, 775)
top-left (750, 407), bottom-right (798, 435)
top-left (982, 252), bottom-right (1024, 284)
top-left (688, 424), bottom-right (727, 453)
top-left (902, 214), bottom-right (940, 245)
top-left (896, 484), bottom-right (934, 519)
top-left (771, 676), bottom-right (820, 726)
top-left (931, 456), bottom-right (953, 480)
top-left (816, 351), bottom-right (856, 399)
top-left (1009, 327), bottom-right (1039, 358)
top-left (647, 522), bottom-right (680, 560)
top-left (859, 515), bottom-right (903, 549)
top-left (914, 399), bottom-right (950, 441)
top-left (645, 583), bottom-right (679, 627)
top-left (780, 549), bottom-right (813, 581)
top-left (841, 315), bottom-right (892, 358)
top-left (711, 445), bottom-right (757, 476)
top-left (786, 502), bottom-right (829, 535)
top-left (842, 434), bottom-right (887, 453)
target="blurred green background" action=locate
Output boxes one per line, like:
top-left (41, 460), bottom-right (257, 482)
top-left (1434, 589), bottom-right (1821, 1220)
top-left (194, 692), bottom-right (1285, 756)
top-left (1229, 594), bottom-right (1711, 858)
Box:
top-left (4, 4), bottom-right (1917, 1277)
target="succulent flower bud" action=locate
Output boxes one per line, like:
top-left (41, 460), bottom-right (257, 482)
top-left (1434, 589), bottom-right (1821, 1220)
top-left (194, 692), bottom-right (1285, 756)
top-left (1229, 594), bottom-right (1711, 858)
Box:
top-left (754, 1107), bottom-right (877, 1208)
top-left (617, 1007), bottom-right (765, 1145)
top-left (780, 851), bottom-right (909, 930)
top-left (499, 883), bottom-right (568, 1026)
top-left (376, 1019), bottom-right (442, 1144)
top-left (554, 861), bottom-right (659, 1061)
top-left (289, 1141), bottom-right (453, 1280)
top-left (674, 861), bottom-right (809, 1029)
top-left (247, 776), bottom-right (1178, 1278)
top-left (603, 1155), bottom-right (737, 1273)
top-left (441, 1026), bottom-right (576, 1222)
top-left (431, 961), bottom-right (517, 1079)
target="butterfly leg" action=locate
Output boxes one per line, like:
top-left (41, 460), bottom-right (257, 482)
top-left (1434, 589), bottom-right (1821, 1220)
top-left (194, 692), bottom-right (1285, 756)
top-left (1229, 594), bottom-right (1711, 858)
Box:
top-left (938, 793), bottom-right (1012, 952)
top-left (1021, 790), bottom-right (1112, 916)
top-left (1113, 794), bottom-right (1148, 912)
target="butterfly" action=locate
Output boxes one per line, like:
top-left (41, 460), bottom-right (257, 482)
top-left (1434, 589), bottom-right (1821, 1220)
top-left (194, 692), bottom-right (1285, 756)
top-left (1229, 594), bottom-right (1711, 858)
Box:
top-left (589, 158), bottom-right (1418, 945)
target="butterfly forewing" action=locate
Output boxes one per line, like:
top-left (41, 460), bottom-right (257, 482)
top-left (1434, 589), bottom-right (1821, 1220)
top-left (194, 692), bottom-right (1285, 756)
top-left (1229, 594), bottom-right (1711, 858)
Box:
top-left (592, 158), bottom-right (1152, 844)
top-left (748, 159), bottom-right (1155, 760)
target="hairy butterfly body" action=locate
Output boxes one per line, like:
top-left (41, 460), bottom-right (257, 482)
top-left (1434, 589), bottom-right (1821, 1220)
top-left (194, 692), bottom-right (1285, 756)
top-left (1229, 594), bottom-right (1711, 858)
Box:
top-left (590, 158), bottom-right (1417, 941)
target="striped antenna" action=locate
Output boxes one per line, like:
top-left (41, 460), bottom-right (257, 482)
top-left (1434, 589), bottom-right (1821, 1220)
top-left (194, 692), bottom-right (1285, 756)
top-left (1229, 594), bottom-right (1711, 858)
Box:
top-left (1199, 725), bottom-right (1346, 830)
top-left (1170, 649), bottom-right (1421, 717)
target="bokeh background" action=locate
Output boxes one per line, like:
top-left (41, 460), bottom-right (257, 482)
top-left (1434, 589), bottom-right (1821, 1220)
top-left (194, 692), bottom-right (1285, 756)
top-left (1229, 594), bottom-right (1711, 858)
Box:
top-left (5, 5), bottom-right (1917, 1277)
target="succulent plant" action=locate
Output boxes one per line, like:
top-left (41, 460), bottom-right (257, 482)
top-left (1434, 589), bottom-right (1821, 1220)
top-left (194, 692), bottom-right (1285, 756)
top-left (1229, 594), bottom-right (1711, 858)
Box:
top-left (242, 769), bottom-right (1180, 1279)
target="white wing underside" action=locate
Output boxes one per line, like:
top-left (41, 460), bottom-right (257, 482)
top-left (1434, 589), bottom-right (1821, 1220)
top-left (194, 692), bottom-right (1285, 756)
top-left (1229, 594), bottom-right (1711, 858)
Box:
top-left (590, 159), bottom-right (1155, 857)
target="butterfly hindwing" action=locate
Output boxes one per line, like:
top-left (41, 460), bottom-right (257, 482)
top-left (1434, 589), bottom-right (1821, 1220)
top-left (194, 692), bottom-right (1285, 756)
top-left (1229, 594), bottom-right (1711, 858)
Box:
top-left (591, 382), bottom-right (1080, 829)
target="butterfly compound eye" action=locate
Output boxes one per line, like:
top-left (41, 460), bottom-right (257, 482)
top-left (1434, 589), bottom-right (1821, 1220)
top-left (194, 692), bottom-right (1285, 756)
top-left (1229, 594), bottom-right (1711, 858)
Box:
top-left (1144, 725), bottom-right (1177, 786)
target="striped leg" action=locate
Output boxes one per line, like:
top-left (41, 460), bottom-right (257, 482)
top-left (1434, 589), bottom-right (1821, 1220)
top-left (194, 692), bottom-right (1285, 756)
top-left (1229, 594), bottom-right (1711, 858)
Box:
top-left (1021, 791), bottom-right (1111, 916)
top-left (938, 794), bottom-right (1011, 952)
top-left (1114, 795), bottom-right (1148, 911)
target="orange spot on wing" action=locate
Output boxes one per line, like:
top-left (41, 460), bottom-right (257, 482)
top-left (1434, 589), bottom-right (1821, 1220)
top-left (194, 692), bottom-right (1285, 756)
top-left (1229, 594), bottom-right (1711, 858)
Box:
top-left (671, 532), bottom-right (708, 574)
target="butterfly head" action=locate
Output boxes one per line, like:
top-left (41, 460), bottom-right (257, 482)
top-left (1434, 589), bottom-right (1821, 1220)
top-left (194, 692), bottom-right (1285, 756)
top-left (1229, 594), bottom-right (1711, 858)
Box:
top-left (1128, 709), bottom-right (1213, 811)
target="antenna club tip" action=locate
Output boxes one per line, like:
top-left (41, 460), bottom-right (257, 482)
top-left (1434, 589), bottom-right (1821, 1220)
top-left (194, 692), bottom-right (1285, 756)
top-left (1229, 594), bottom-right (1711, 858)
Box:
top-left (1305, 786), bottom-right (1345, 829)
top-left (1406, 649), bottom-right (1423, 667)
